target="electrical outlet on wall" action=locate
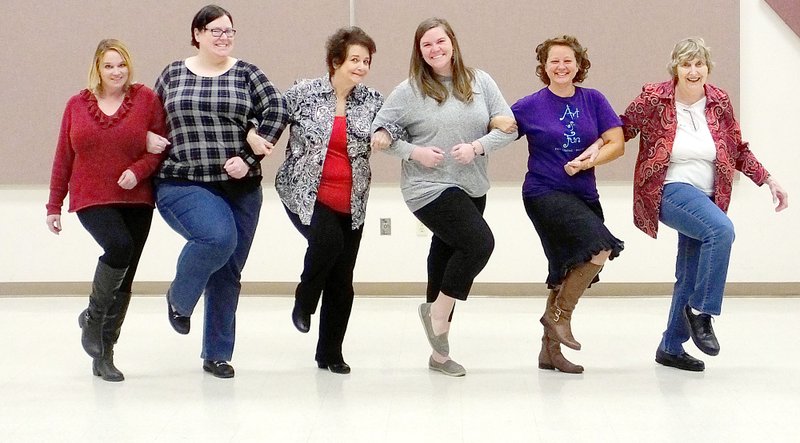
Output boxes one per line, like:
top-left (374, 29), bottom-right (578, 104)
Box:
top-left (416, 221), bottom-right (428, 237)
top-left (380, 218), bottom-right (391, 235)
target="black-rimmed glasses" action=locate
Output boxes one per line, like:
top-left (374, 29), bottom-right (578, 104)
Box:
top-left (205, 27), bottom-right (237, 38)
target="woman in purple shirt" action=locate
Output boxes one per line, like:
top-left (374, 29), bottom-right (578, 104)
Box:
top-left (511, 35), bottom-right (625, 373)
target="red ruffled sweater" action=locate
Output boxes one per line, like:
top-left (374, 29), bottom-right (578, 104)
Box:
top-left (47, 84), bottom-right (167, 215)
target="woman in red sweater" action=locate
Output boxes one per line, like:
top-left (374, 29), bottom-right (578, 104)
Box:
top-left (46, 39), bottom-right (167, 382)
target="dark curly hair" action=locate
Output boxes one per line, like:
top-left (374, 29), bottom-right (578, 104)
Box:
top-left (326, 27), bottom-right (376, 77)
top-left (535, 35), bottom-right (591, 86)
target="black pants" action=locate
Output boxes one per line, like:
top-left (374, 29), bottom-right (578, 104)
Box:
top-left (77, 204), bottom-right (154, 293)
top-left (285, 202), bottom-right (363, 364)
top-left (414, 187), bottom-right (493, 302)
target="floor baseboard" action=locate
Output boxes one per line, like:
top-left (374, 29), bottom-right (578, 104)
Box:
top-left (2, 281), bottom-right (798, 297)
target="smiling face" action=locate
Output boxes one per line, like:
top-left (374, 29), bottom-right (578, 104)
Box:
top-left (545, 45), bottom-right (578, 87)
top-left (419, 26), bottom-right (453, 76)
top-left (98, 50), bottom-right (129, 94)
top-left (194, 14), bottom-right (235, 59)
top-left (675, 57), bottom-right (709, 96)
top-left (332, 44), bottom-right (371, 87)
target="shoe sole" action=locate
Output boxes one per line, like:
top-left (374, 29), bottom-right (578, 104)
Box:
top-left (429, 365), bottom-right (466, 377)
top-left (203, 366), bottom-right (235, 378)
top-left (655, 356), bottom-right (705, 372)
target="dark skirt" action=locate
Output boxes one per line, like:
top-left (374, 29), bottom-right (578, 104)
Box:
top-left (523, 191), bottom-right (624, 288)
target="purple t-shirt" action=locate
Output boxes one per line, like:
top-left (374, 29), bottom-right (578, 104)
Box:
top-left (512, 86), bottom-right (622, 201)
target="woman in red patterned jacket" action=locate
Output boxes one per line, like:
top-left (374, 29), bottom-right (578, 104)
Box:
top-left (621, 38), bottom-right (788, 372)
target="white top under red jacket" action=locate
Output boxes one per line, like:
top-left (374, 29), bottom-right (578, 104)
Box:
top-left (621, 81), bottom-right (770, 238)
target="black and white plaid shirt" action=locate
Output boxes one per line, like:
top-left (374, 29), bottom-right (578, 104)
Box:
top-left (155, 60), bottom-right (287, 182)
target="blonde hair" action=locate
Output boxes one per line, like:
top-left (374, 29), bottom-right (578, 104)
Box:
top-left (87, 39), bottom-right (134, 94)
top-left (667, 37), bottom-right (714, 79)
top-left (409, 17), bottom-right (474, 104)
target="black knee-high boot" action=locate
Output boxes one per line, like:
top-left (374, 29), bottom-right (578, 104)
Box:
top-left (91, 291), bottom-right (131, 382)
top-left (78, 261), bottom-right (127, 358)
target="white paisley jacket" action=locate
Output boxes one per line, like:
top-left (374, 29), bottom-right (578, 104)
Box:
top-left (275, 75), bottom-right (383, 229)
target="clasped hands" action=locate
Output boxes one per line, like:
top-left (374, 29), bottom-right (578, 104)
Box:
top-left (410, 142), bottom-right (482, 168)
top-left (370, 129), bottom-right (481, 168)
top-left (226, 129), bottom-right (276, 179)
top-left (564, 138), bottom-right (603, 176)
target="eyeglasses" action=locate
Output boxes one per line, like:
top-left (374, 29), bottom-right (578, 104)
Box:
top-left (204, 27), bottom-right (237, 38)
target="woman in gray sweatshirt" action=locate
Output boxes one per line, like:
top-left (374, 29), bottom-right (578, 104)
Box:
top-left (371, 17), bottom-right (516, 377)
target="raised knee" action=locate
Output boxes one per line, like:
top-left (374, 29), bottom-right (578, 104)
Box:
top-left (203, 228), bottom-right (238, 256)
top-left (714, 220), bottom-right (735, 244)
top-left (471, 229), bottom-right (495, 260)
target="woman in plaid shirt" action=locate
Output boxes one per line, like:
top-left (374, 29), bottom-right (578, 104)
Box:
top-left (153, 5), bottom-right (287, 378)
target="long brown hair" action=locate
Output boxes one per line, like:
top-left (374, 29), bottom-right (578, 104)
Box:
top-left (409, 17), bottom-right (474, 104)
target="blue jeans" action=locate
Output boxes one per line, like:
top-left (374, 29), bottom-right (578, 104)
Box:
top-left (658, 183), bottom-right (735, 355)
top-left (156, 181), bottom-right (262, 361)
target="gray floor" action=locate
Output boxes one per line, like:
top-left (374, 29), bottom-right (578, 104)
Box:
top-left (1, 295), bottom-right (798, 442)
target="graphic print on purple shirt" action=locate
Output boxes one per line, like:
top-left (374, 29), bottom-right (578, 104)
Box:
top-left (512, 87), bottom-right (622, 202)
top-left (560, 105), bottom-right (581, 151)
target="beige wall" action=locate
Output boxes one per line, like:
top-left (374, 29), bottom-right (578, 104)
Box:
top-left (1, 1), bottom-right (797, 293)
top-left (1, 0), bottom-right (738, 184)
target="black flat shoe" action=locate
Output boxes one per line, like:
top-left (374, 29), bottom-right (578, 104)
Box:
top-left (168, 299), bottom-right (190, 335)
top-left (655, 349), bottom-right (705, 372)
top-left (684, 306), bottom-right (720, 356)
top-left (317, 361), bottom-right (351, 374)
top-left (203, 360), bottom-right (235, 378)
top-left (292, 305), bottom-right (310, 333)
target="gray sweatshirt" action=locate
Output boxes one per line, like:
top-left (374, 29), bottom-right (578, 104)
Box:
top-left (372, 69), bottom-right (517, 211)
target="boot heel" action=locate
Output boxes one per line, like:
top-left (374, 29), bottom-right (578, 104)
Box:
top-left (539, 362), bottom-right (556, 370)
top-left (92, 361), bottom-right (101, 377)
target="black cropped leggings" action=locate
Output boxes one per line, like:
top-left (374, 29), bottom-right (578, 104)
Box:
top-left (413, 188), bottom-right (494, 301)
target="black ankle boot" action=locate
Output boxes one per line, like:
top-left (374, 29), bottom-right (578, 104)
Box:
top-left (93, 348), bottom-right (124, 382)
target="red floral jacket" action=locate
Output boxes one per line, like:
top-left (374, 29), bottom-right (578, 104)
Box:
top-left (621, 81), bottom-right (769, 238)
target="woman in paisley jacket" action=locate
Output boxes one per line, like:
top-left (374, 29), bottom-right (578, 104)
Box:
top-left (275, 27), bottom-right (383, 374)
top-left (621, 38), bottom-right (788, 372)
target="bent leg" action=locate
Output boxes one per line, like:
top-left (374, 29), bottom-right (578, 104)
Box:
top-left (156, 183), bottom-right (237, 316)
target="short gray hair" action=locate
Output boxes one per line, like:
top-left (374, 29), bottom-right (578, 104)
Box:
top-left (667, 37), bottom-right (714, 79)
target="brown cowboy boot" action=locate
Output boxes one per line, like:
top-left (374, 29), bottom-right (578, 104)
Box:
top-left (538, 288), bottom-right (585, 373)
top-left (540, 261), bottom-right (602, 350)
top-left (538, 331), bottom-right (585, 374)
